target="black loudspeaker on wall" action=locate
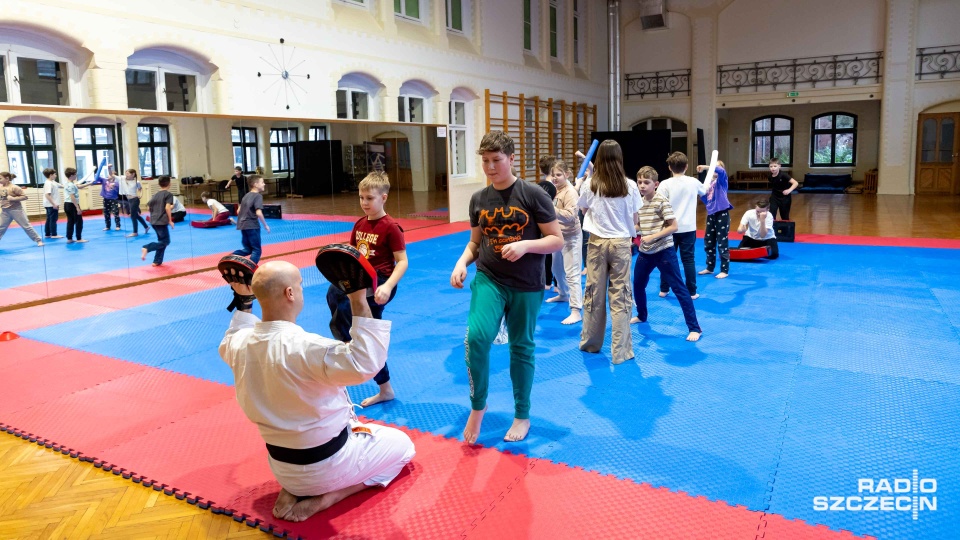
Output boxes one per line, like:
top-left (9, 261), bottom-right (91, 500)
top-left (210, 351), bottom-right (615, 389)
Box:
top-left (294, 141), bottom-right (344, 195)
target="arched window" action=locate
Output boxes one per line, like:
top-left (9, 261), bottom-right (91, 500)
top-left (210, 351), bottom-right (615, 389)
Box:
top-left (126, 48), bottom-right (215, 112)
top-left (632, 117), bottom-right (688, 154)
top-left (337, 72), bottom-right (382, 120)
top-left (398, 80), bottom-right (436, 123)
top-left (137, 122), bottom-right (171, 178)
top-left (4, 119), bottom-right (58, 187)
top-left (0, 26), bottom-right (90, 107)
top-left (751, 115), bottom-right (793, 167)
top-left (811, 112), bottom-right (857, 167)
top-left (74, 119), bottom-right (119, 180)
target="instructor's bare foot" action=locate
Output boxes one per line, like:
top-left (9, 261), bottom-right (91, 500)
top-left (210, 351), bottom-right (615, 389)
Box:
top-left (141, 248), bottom-right (147, 261)
top-left (463, 407), bottom-right (486, 445)
top-left (698, 269), bottom-right (713, 275)
top-left (561, 310), bottom-right (582, 325)
top-left (504, 418), bottom-right (530, 442)
top-left (716, 272), bottom-right (728, 279)
top-left (686, 331), bottom-right (702, 342)
top-left (282, 484), bottom-right (368, 522)
top-left (546, 295), bottom-right (568, 303)
top-left (360, 383), bottom-right (395, 407)
top-left (272, 488), bottom-right (297, 519)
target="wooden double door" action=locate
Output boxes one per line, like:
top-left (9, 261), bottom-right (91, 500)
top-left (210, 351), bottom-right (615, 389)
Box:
top-left (916, 112), bottom-right (960, 194)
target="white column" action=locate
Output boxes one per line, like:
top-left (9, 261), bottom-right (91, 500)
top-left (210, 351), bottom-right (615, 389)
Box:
top-left (689, 14), bottom-right (718, 155)
top-left (877, 0), bottom-right (918, 194)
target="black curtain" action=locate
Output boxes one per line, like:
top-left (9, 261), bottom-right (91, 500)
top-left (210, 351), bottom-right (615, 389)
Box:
top-left (293, 140), bottom-right (343, 196)
top-left (592, 130), bottom-right (671, 182)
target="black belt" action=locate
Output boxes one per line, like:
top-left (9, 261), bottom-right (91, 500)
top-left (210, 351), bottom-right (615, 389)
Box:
top-left (266, 426), bottom-right (349, 465)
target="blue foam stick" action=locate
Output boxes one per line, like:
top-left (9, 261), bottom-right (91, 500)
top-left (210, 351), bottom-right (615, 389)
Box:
top-left (577, 139), bottom-right (600, 178)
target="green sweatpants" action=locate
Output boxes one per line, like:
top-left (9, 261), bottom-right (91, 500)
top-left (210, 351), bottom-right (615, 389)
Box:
top-left (466, 271), bottom-right (543, 419)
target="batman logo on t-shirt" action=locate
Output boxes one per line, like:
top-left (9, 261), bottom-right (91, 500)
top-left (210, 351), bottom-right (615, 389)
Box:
top-left (479, 207), bottom-right (530, 253)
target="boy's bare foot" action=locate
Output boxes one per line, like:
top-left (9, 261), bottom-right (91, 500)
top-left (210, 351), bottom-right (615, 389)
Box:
top-left (561, 310), bottom-right (582, 325)
top-left (612, 355), bottom-right (634, 365)
top-left (686, 331), bottom-right (702, 342)
top-left (78, 239), bottom-right (88, 243)
top-left (67, 239), bottom-right (75, 244)
top-left (504, 418), bottom-right (530, 442)
top-left (716, 272), bottom-right (728, 279)
top-left (360, 383), bottom-right (395, 407)
top-left (659, 291), bottom-right (668, 298)
top-left (152, 262), bottom-right (162, 267)
top-left (36, 241), bottom-right (44, 247)
top-left (463, 407), bottom-right (486, 445)
top-left (545, 295), bottom-right (568, 303)
top-left (272, 488), bottom-right (297, 519)
top-left (691, 293), bottom-right (700, 300)
top-left (282, 484), bottom-right (368, 522)
top-left (581, 268), bottom-right (587, 276)
top-left (141, 248), bottom-right (147, 260)
top-left (698, 269), bottom-right (713, 275)
top-left (125, 233), bottom-right (137, 238)
top-left (630, 316), bottom-right (645, 324)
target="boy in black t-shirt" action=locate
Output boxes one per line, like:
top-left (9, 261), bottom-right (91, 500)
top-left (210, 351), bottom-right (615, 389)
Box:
top-left (768, 158), bottom-right (799, 220)
top-left (451, 131), bottom-right (563, 445)
top-left (232, 175), bottom-right (270, 263)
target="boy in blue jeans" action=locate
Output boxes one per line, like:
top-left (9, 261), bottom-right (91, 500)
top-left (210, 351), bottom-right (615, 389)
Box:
top-left (326, 172), bottom-right (408, 407)
top-left (632, 166), bottom-right (702, 342)
top-left (233, 175), bottom-right (270, 263)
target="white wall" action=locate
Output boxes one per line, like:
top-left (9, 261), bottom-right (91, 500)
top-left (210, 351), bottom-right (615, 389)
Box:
top-left (718, 0), bottom-right (885, 64)
top-left (622, 12), bottom-right (691, 74)
top-left (916, 0), bottom-right (960, 48)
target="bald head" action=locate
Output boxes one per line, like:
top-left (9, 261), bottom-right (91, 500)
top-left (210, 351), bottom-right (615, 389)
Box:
top-left (252, 261), bottom-right (302, 310)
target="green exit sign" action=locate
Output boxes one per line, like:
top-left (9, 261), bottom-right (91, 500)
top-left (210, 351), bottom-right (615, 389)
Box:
top-left (787, 91), bottom-right (800, 97)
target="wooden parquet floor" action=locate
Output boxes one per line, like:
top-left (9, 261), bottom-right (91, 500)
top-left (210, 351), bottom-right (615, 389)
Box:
top-left (0, 432), bottom-right (269, 540)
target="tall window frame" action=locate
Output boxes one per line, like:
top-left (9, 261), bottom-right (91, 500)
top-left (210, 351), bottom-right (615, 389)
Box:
top-left (810, 112), bottom-right (857, 167)
top-left (523, 0), bottom-right (533, 52)
top-left (337, 88), bottom-right (369, 120)
top-left (394, 0), bottom-right (421, 20)
top-left (232, 127), bottom-right (258, 173)
top-left (398, 95), bottom-right (425, 123)
top-left (126, 67), bottom-right (199, 112)
top-left (0, 58), bottom-right (8, 103)
top-left (449, 100), bottom-right (468, 177)
top-left (573, 0), bottom-right (582, 65)
top-left (137, 124), bottom-right (171, 178)
top-left (751, 115), bottom-right (794, 167)
top-left (446, 0), bottom-right (463, 32)
top-left (549, 0), bottom-right (559, 59)
top-left (3, 123), bottom-right (58, 187)
top-left (309, 126), bottom-right (328, 141)
top-left (270, 127), bottom-right (298, 173)
top-left (73, 125), bottom-right (118, 181)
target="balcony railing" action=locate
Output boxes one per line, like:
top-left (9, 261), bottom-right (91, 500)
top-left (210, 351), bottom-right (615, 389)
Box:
top-left (625, 69), bottom-right (690, 99)
top-left (717, 52), bottom-right (882, 94)
top-left (916, 45), bottom-right (960, 81)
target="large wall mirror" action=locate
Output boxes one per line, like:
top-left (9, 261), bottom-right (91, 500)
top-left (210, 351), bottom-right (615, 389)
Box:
top-left (0, 106), bottom-right (450, 310)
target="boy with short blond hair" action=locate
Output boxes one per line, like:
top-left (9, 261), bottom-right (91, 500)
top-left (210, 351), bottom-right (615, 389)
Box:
top-left (632, 166), bottom-right (702, 342)
top-left (326, 171), bottom-right (408, 407)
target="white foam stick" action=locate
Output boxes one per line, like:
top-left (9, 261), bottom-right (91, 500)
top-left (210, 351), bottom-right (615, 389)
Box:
top-left (704, 150), bottom-right (719, 186)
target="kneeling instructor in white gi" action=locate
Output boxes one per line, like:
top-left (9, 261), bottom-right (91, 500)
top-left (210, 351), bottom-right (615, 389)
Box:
top-left (219, 260), bottom-right (415, 522)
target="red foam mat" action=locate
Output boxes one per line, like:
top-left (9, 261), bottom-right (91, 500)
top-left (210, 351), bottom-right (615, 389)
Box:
top-left (0, 337), bottom-right (73, 367)
top-left (2, 368), bottom-right (233, 457)
top-left (0, 300), bottom-right (116, 333)
top-left (0, 348), bottom-right (147, 416)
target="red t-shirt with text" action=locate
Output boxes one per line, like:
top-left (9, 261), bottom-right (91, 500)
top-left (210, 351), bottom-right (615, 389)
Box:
top-left (350, 215), bottom-right (405, 277)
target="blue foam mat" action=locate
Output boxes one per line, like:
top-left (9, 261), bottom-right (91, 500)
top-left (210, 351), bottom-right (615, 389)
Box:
top-left (19, 232), bottom-right (960, 538)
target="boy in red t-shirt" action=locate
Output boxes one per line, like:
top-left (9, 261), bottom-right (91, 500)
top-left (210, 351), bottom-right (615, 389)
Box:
top-left (326, 171), bottom-right (408, 407)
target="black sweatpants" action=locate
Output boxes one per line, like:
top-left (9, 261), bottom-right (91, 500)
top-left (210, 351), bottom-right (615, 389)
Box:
top-left (738, 235), bottom-right (779, 259)
top-left (769, 194), bottom-right (792, 220)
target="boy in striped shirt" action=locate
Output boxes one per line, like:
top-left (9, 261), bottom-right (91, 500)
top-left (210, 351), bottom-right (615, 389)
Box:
top-left (631, 166), bottom-right (702, 342)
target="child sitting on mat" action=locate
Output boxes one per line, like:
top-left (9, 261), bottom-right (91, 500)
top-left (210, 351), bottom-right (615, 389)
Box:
top-left (736, 199), bottom-right (779, 259)
top-left (191, 191), bottom-right (235, 228)
top-left (631, 166), bottom-right (701, 342)
top-left (326, 171), bottom-right (408, 408)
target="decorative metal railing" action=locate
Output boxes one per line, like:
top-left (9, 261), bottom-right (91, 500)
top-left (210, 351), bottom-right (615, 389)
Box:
top-left (625, 69), bottom-right (690, 99)
top-left (717, 52), bottom-right (882, 94)
top-left (916, 45), bottom-right (960, 81)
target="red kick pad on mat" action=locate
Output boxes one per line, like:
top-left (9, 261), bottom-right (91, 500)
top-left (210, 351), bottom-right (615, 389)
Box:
top-left (467, 457), bottom-right (872, 540)
top-left (2, 368), bottom-right (233, 457)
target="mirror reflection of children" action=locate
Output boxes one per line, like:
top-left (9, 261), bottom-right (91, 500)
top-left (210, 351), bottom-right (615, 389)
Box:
top-left (737, 199), bottom-right (779, 259)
